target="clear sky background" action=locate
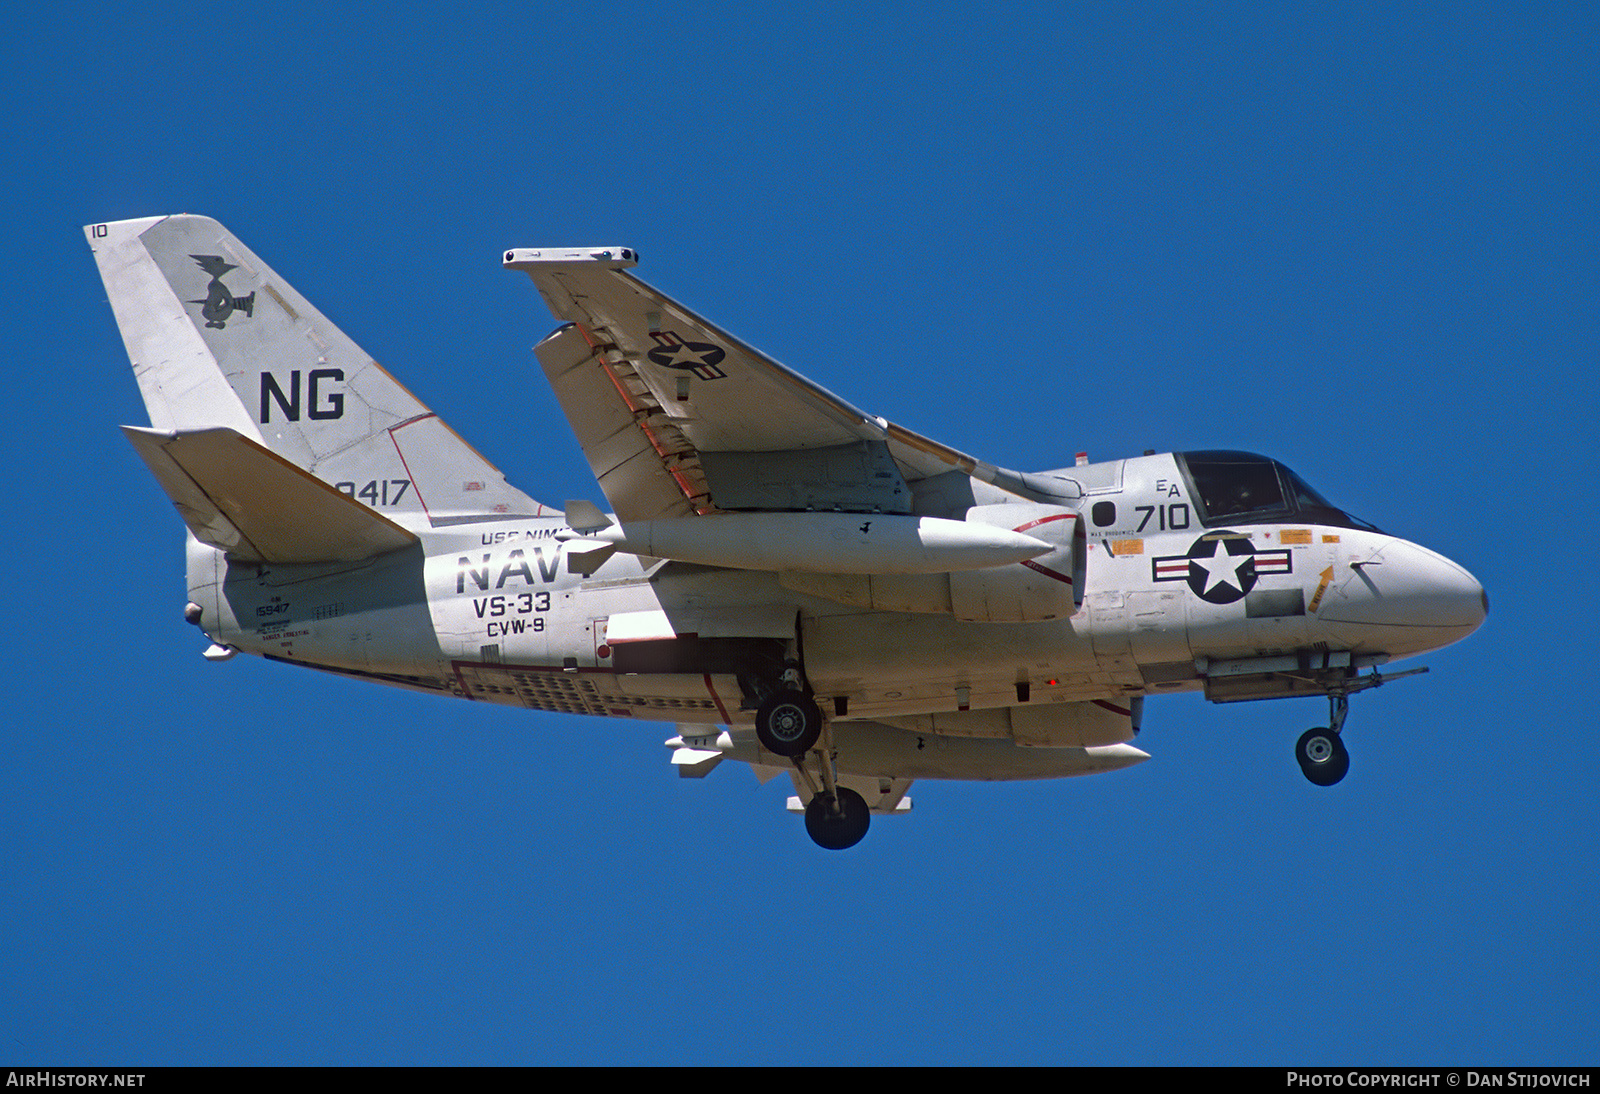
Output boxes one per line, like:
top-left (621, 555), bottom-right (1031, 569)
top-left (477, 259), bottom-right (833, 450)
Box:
top-left (5, 1), bottom-right (1595, 1065)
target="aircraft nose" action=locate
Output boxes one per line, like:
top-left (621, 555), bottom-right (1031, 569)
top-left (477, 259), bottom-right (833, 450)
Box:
top-left (1321, 538), bottom-right (1487, 634)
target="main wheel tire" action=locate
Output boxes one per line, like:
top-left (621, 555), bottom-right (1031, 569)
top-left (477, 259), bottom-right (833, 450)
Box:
top-left (804, 787), bottom-right (870, 850)
top-left (756, 689), bottom-right (822, 757)
top-left (1296, 727), bottom-right (1350, 786)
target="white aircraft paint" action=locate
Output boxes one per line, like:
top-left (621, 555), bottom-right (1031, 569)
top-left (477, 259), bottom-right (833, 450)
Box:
top-left (88, 216), bottom-right (1487, 849)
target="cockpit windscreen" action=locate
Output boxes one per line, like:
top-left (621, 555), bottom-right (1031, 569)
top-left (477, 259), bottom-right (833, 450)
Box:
top-left (1176, 451), bottom-right (1380, 532)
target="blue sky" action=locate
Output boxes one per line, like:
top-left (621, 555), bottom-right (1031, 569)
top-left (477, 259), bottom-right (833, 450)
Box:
top-left (5, 1), bottom-right (1595, 1065)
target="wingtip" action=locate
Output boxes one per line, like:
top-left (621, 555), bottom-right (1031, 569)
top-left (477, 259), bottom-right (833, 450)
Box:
top-left (503, 246), bottom-right (639, 270)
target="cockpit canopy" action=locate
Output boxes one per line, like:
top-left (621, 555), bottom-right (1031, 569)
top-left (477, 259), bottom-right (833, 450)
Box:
top-left (1175, 451), bottom-right (1380, 532)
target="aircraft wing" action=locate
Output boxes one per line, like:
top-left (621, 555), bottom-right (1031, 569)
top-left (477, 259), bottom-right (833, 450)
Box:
top-left (508, 248), bottom-right (1076, 522)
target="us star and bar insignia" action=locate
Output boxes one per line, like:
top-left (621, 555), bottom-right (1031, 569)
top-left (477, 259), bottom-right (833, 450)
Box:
top-left (1152, 531), bottom-right (1293, 605)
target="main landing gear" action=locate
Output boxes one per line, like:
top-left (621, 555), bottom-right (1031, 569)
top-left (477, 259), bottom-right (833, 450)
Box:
top-left (755, 688), bottom-right (822, 757)
top-left (770, 697), bottom-right (870, 849)
top-left (748, 643), bottom-right (869, 849)
top-left (752, 650), bottom-right (824, 758)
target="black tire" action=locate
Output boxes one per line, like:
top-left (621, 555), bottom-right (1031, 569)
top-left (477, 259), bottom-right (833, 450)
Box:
top-left (756, 689), bottom-right (822, 757)
top-left (1296, 727), bottom-right (1350, 787)
top-left (804, 787), bottom-right (871, 850)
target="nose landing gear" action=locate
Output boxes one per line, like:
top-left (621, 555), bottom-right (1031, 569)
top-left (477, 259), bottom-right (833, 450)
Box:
top-left (1198, 651), bottom-right (1428, 789)
top-left (1296, 694), bottom-right (1351, 786)
top-left (1296, 726), bottom-right (1350, 786)
top-left (1288, 665), bottom-right (1431, 787)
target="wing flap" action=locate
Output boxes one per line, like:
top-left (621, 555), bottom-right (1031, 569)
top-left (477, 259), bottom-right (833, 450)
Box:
top-left (123, 426), bottom-right (418, 563)
top-left (533, 323), bottom-right (708, 520)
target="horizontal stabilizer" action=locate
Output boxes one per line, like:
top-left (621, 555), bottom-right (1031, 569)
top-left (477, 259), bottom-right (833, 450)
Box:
top-left (123, 426), bottom-right (419, 563)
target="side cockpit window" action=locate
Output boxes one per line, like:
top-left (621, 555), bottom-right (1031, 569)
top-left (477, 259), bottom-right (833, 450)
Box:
top-left (1182, 452), bottom-right (1290, 523)
top-left (1285, 468), bottom-right (1335, 512)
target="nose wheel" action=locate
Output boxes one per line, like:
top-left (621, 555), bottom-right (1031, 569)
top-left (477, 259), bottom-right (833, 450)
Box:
top-left (1296, 694), bottom-right (1350, 786)
top-left (1296, 726), bottom-right (1350, 786)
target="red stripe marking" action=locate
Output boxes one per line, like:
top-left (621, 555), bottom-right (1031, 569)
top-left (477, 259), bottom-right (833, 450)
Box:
top-left (1093, 698), bottom-right (1133, 717)
top-left (1012, 514), bottom-right (1077, 584)
top-left (703, 674), bottom-right (731, 724)
top-left (387, 414), bottom-right (437, 522)
top-left (1012, 513), bottom-right (1077, 534)
top-left (580, 324), bottom-right (714, 515)
top-left (1021, 559), bottom-right (1074, 585)
top-left (452, 659), bottom-right (475, 699)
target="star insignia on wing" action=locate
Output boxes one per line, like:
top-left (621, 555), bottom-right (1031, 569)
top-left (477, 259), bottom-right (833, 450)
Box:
top-left (646, 334), bottom-right (728, 379)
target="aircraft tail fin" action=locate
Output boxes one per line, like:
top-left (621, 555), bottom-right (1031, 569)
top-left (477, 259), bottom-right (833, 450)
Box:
top-left (87, 215), bottom-right (549, 530)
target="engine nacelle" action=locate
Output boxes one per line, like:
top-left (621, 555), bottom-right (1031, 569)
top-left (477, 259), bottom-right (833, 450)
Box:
top-left (780, 504), bottom-right (1085, 622)
top-left (948, 504), bottom-right (1083, 621)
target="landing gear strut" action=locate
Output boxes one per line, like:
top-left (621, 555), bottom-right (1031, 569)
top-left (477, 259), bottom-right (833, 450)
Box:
top-left (749, 637), bottom-right (868, 848)
top-left (783, 716), bottom-right (871, 850)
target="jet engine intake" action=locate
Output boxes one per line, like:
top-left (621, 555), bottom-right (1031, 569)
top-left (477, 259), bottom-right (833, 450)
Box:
top-left (949, 504), bottom-right (1083, 622)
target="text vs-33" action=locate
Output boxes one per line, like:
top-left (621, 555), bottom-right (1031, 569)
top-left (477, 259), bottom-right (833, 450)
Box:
top-left (473, 593), bottom-right (550, 618)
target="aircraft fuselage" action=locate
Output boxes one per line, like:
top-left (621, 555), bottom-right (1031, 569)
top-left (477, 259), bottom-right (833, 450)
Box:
top-left (193, 451), bottom-right (1485, 736)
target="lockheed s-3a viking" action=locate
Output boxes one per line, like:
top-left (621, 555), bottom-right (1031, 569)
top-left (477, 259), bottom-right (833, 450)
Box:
top-left (87, 216), bottom-right (1488, 849)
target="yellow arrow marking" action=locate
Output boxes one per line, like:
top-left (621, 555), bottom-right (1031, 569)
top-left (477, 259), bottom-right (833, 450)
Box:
top-left (1308, 565), bottom-right (1334, 614)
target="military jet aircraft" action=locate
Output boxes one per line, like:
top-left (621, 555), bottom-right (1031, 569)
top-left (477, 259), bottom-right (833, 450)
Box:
top-left (87, 216), bottom-right (1487, 849)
